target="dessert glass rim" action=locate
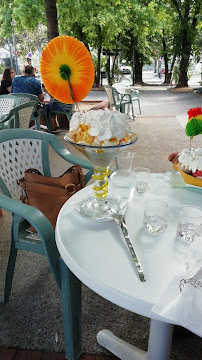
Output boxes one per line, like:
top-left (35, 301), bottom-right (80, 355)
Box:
top-left (64, 132), bottom-right (138, 149)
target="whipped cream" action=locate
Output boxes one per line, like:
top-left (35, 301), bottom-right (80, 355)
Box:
top-left (69, 109), bottom-right (132, 146)
top-left (178, 148), bottom-right (202, 173)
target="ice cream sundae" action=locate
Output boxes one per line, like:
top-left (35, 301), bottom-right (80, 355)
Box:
top-left (169, 148), bottom-right (202, 187)
top-left (177, 148), bottom-right (202, 178)
top-left (67, 108), bottom-right (136, 146)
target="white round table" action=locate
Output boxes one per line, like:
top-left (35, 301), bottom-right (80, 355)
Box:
top-left (56, 173), bottom-right (202, 360)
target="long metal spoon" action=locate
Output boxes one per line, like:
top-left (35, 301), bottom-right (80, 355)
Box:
top-left (74, 208), bottom-right (146, 282)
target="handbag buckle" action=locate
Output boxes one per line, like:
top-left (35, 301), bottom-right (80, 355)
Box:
top-left (65, 183), bottom-right (77, 195)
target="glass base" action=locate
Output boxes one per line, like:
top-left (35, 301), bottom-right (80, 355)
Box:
top-left (80, 198), bottom-right (120, 219)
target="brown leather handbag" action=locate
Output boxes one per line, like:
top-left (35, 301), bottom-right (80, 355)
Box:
top-left (18, 165), bottom-right (85, 232)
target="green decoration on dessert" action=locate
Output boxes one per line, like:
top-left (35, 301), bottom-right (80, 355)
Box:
top-left (186, 107), bottom-right (202, 138)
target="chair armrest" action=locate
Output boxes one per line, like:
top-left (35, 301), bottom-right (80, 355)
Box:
top-left (0, 111), bottom-right (15, 129)
top-left (0, 114), bottom-right (7, 121)
top-left (0, 193), bottom-right (54, 238)
top-left (130, 89), bottom-right (140, 98)
top-left (119, 93), bottom-right (132, 103)
top-left (0, 193), bottom-right (61, 286)
top-left (0, 111), bottom-right (13, 123)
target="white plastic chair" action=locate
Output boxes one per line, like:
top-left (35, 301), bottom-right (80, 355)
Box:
top-left (0, 100), bottom-right (39, 129)
top-left (9, 93), bottom-right (41, 130)
top-left (104, 85), bottom-right (141, 121)
top-left (113, 83), bottom-right (141, 116)
top-left (0, 95), bottom-right (19, 129)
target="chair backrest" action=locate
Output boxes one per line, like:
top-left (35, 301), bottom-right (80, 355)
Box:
top-left (104, 85), bottom-right (122, 107)
top-left (0, 95), bottom-right (19, 117)
top-left (104, 85), bottom-right (115, 106)
top-left (0, 131), bottom-right (50, 200)
top-left (10, 100), bottom-right (39, 129)
top-left (9, 93), bottom-right (39, 105)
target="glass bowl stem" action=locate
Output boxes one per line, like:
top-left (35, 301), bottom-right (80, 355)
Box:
top-left (92, 166), bottom-right (110, 199)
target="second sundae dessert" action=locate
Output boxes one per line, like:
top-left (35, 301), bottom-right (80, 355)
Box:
top-left (169, 148), bottom-right (202, 180)
top-left (177, 148), bottom-right (202, 178)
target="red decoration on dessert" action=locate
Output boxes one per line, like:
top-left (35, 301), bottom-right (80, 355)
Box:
top-left (187, 107), bottom-right (202, 120)
top-left (192, 170), bottom-right (202, 178)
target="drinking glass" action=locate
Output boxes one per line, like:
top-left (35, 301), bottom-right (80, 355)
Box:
top-left (115, 151), bottom-right (134, 171)
top-left (176, 206), bottom-right (202, 244)
top-left (109, 170), bottom-right (136, 203)
top-left (143, 199), bottom-right (168, 235)
top-left (134, 167), bottom-right (150, 193)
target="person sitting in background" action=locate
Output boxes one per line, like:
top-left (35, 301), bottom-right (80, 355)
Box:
top-left (90, 101), bottom-right (110, 110)
top-left (11, 65), bottom-right (44, 102)
top-left (27, 58), bottom-right (32, 66)
top-left (0, 68), bottom-right (16, 95)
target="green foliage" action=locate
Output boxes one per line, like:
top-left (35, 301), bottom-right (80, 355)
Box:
top-left (0, 0), bottom-right (47, 69)
top-left (0, 0), bottom-right (45, 37)
top-left (0, 0), bottom-right (201, 87)
top-left (13, 0), bottom-right (45, 32)
top-left (0, 57), bottom-right (16, 71)
top-left (0, 62), bottom-right (5, 73)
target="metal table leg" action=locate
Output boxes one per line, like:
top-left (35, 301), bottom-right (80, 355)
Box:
top-left (97, 319), bottom-right (174, 360)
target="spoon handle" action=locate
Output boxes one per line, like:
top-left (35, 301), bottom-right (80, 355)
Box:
top-left (116, 217), bottom-right (146, 282)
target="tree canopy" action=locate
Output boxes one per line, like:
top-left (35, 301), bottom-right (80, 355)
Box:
top-left (0, 0), bottom-right (201, 87)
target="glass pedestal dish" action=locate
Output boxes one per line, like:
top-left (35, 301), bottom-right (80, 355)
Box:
top-left (64, 134), bottom-right (137, 219)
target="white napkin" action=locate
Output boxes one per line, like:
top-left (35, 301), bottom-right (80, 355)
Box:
top-left (152, 237), bottom-right (202, 337)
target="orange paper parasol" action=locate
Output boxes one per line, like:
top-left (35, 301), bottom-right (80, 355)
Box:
top-left (40, 35), bottom-right (95, 104)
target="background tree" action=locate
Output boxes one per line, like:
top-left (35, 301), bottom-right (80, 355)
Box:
top-left (58, 0), bottom-right (129, 86)
top-left (150, 2), bottom-right (179, 84)
top-left (118, 0), bottom-right (160, 85)
top-left (44, 0), bottom-right (59, 41)
top-left (0, 0), bottom-right (201, 88)
top-left (0, 0), bottom-right (47, 72)
top-left (169, 0), bottom-right (201, 87)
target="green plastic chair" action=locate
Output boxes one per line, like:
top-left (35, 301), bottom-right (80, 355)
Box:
top-left (9, 93), bottom-right (42, 130)
top-left (113, 83), bottom-right (141, 115)
top-left (0, 129), bottom-right (93, 360)
top-left (43, 100), bottom-right (73, 133)
top-left (0, 95), bottom-right (20, 129)
top-left (0, 100), bottom-right (39, 129)
top-left (104, 85), bottom-right (141, 120)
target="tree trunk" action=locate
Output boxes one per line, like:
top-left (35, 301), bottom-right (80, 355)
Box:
top-left (169, 55), bottom-right (176, 82)
top-left (177, 57), bottom-right (189, 87)
top-left (106, 53), bottom-right (112, 85)
top-left (154, 58), bottom-right (157, 74)
top-left (44, 0), bottom-right (59, 41)
top-left (111, 48), bottom-right (119, 84)
top-left (134, 52), bottom-right (143, 84)
top-left (176, 24), bottom-right (190, 87)
top-left (95, 26), bottom-right (102, 87)
top-left (95, 46), bottom-right (101, 87)
top-left (132, 37), bottom-right (143, 85)
top-left (172, 0), bottom-right (200, 88)
top-left (162, 31), bottom-right (170, 84)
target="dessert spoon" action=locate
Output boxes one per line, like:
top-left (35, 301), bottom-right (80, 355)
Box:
top-left (74, 207), bottom-right (146, 282)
